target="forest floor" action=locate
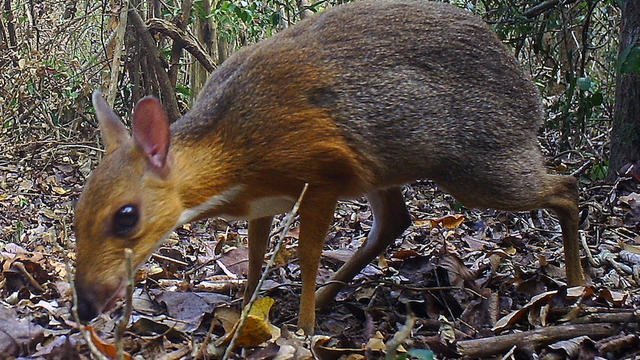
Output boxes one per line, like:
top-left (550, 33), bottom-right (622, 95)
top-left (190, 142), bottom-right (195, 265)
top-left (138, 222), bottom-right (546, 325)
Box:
top-left (1, 120), bottom-right (640, 359)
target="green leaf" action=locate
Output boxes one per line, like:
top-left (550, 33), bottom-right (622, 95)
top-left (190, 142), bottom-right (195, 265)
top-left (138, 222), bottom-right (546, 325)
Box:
top-left (589, 162), bottom-right (609, 181)
top-left (588, 91), bottom-right (604, 107)
top-left (619, 45), bottom-right (640, 74)
top-left (175, 84), bottom-right (192, 97)
top-left (408, 349), bottom-right (435, 360)
top-left (576, 77), bottom-right (592, 91)
top-left (270, 12), bottom-right (280, 27)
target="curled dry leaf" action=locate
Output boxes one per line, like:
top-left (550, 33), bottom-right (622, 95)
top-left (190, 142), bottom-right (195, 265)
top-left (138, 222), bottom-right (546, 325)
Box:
top-left (311, 334), bottom-right (369, 360)
top-left (217, 297), bottom-right (279, 348)
top-left (86, 325), bottom-right (133, 360)
top-left (430, 214), bottom-right (465, 229)
top-left (493, 286), bottom-right (589, 333)
top-left (547, 335), bottom-right (594, 358)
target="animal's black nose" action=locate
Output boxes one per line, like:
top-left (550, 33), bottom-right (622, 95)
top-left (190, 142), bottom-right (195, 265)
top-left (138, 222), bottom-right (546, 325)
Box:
top-left (76, 296), bottom-right (98, 323)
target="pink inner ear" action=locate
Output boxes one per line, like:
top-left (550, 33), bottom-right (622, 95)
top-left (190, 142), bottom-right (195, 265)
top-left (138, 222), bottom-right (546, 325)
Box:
top-left (132, 96), bottom-right (171, 170)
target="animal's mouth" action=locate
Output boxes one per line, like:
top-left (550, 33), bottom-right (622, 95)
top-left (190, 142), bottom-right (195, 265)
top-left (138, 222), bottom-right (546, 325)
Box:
top-left (101, 282), bottom-right (127, 313)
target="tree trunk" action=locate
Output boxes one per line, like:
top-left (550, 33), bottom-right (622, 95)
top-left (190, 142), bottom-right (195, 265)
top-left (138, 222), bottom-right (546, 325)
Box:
top-left (609, 1), bottom-right (640, 179)
top-left (168, 0), bottom-right (192, 87)
top-left (298, 0), bottom-right (312, 19)
top-left (190, 0), bottom-right (216, 100)
top-left (3, 0), bottom-right (17, 50)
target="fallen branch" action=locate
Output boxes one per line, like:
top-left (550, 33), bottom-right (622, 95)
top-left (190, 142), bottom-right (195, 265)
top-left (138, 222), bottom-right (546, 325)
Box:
top-left (457, 323), bottom-right (618, 358)
top-left (571, 310), bottom-right (640, 325)
top-left (523, 0), bottom-right (580, 19)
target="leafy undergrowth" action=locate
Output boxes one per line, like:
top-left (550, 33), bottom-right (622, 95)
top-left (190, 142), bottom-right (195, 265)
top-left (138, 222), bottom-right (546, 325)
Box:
top-left (1, 121), bottom-right (640, 359)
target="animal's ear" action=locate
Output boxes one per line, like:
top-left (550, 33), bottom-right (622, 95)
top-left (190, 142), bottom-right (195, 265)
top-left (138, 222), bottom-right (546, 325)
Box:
top-left (131, 96), bottom-right (171, 172)
top-left (93, 91), bottom-right (129, 153)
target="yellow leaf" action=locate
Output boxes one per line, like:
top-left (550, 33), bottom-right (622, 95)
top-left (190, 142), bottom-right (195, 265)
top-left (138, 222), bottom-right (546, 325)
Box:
top-left (52, 186), bottom-right (68, 195)
top-left (218, 297), bottom-right (279, 348)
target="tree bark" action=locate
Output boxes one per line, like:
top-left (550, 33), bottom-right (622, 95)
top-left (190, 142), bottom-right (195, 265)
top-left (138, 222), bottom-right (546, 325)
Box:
top-left (191, 0), bottom-right (216, 99)
top-left (609, 1), bottom-right (640, 179)
top-left (107, 1), bottom-right (129, 107)
top-left (297, 0), bottom-right (312, 19)
top-left (457, 323), bottom-right (617, 358)
top-left (128, 8), bottom-right (181, 122)
top-left (167, 0), bottom-right (192, 87)
top-left (146, 18), bottom-right (215, 73)
top-left (3, 0), bottom-right (17, 49)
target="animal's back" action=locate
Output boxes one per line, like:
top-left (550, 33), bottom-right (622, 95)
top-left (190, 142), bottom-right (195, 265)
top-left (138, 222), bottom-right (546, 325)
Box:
top-left (177, 0), bottom-right (546, 201)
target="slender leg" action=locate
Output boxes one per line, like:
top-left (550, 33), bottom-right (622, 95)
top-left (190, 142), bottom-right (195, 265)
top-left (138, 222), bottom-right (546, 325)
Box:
top-left (243, 216), bottom-right (273, 305)
top-left (544, 176), bottom-right (585, 286)
top-left (297, 189), bottom-right (337, 335)
top-left (316, 187), bottom-right (411, 308)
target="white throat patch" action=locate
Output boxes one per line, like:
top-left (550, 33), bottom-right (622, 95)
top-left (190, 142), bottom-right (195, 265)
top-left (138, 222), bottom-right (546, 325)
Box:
top-left (177, 185), bottom-right (244, 225)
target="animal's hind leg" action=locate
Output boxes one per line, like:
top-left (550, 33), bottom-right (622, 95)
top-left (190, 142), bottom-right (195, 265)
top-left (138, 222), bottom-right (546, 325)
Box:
top-left (541, 175), bottom-right (585, 286)
top-left (315, 186), bottom-right (411, 308)
top-left (439, 170), bottom-right (585, 286)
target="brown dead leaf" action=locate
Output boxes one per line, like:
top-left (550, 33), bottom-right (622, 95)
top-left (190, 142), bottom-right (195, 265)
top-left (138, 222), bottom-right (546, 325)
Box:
top-left (438, 254), bottom-right (475, 285)
top-left (87, 325), bottom-right (133, 360)
top-left (547, 336), bottom-right (594, 358)
top-left (312, 334), bottom-right (368, 360)
top-left (390, 249), bottom-right (421, 260)
top-left (0, 305), bottom-right (45, 357)
top-left (275, 334), bottom-right (313, 359)
top-left (430, 214), bottom-right (465, 229)
top-left (219, 247), bottom-right (250, 277)
top-left (215, 307), bottom-right (240, 333)
top-left (365, 331), bottom-right (386, 352)
top-left (493, 286), bottom-right (591, 332)
top-left (597, 288), bottom-right (628, 306)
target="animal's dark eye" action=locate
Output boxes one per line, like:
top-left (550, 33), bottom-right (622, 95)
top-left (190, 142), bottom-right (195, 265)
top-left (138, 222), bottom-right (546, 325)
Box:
top-left (113, 205), bottom-right (139, 237)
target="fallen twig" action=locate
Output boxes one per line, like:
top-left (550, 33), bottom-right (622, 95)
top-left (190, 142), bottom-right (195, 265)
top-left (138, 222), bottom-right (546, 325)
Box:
top-left (13, 261), bottom-right (44, 292)
top-left (116, 248), bottom-right (135, 360)
top-left (385, 311), bottom-right (416, 360)
top-left (63, 218), bottom-right (109, 360)
top-left (457, 323), bottom-right (618, 358)
top-left (66, 264), bottom-right (109, 360)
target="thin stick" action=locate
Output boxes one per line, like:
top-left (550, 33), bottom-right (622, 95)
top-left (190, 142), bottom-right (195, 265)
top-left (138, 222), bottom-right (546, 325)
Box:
top-left (221, 184), bottom-right (309, 360)
top-left (152, 252), bottom-right (189, 267)
top-left (13, 261), bottom-right (44, 292)
top-left (106, 1), bottom-right (128, 106)
top-left (63, 217), bottom-right (109, 360)
top-left (385, 311), bottom-right (416, 360)
top-left (116, 248), bottom-right (135, 360)
top-left (66, 264), bottom-right (109, 360)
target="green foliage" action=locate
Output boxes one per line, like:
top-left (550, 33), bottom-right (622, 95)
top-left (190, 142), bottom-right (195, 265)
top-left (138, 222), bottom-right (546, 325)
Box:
top-left (394, 349), bottom-right (435, 360)
top-left (212, 1), bottom-right (282, 45)
top-left (589, 161), bottom-right (609, 181)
